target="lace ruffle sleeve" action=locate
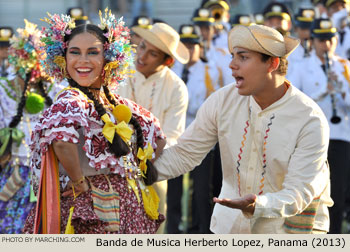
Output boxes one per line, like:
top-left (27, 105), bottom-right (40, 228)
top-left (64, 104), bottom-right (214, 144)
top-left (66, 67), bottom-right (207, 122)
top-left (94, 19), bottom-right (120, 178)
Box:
top-left (30, 88), bottom-right (91, 177)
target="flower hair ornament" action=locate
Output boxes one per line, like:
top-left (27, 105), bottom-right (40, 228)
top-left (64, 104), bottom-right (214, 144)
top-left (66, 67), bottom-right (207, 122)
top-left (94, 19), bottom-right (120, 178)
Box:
top-left (40, 8), bottom-right (134, 90)
top-left (98, 8), bottom-right (134, 89)
top-left (8, 19), bottom-right (49, 83)
top-left (40, 13), bottom-right (75, 81)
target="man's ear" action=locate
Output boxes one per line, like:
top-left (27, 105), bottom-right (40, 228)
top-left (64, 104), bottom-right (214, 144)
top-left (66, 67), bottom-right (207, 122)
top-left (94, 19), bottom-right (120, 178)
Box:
top-left (268, 57), bottom-right (280, 73)
top-left (164, 57), bottom-right (175, 67)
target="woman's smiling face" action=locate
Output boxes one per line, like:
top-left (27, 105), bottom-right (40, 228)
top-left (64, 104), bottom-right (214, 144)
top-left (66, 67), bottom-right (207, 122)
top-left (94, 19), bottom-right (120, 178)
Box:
top-left (66, 32), bottom-right (105, 88)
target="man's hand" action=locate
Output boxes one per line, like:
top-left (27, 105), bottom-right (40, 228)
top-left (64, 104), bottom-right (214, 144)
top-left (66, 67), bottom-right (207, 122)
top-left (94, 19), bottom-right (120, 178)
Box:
top-left (213, 193), bottom-right (257, 216)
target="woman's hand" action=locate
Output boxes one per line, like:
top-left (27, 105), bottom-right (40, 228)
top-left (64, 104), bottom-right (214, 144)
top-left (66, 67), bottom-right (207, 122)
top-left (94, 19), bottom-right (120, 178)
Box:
top-left (62, 178), bottom-right (89, 197)
top-left (213, 193), bottom-right (257, 216)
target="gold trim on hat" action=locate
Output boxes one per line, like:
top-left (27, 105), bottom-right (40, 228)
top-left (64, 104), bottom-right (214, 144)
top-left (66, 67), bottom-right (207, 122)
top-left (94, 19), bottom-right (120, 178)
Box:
top-left (137, 24), bottom-right (152, 29)
top-left (313, 28), bottom-right (337, 33)
top-left (297, 16), bottom-right (313, 22)
top-left (180, 34), bottom-right (199, 39)
top-left (265, 12), bottom-right (291, 21)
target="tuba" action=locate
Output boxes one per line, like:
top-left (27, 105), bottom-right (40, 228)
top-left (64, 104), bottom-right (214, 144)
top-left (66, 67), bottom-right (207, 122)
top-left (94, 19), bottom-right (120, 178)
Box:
top-left (324, 51), bottom-right (341, 124)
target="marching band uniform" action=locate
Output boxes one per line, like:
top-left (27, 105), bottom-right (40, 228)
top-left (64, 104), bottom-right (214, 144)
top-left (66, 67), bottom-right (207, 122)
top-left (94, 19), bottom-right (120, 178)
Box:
top-left (286, 8), bottom-right (316, 80)
top-left (192, 7), bottom-right (233, 87)
top-left (289, 18), bottom-right (350, 233)
top-left (201, 0), bottom-right (231, 50)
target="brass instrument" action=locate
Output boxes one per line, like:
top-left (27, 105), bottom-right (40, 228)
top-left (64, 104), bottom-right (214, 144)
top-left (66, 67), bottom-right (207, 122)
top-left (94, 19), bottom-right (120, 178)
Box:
top-left (212, 8), bottom-right (224, 22)
top-left (324, 51), bottom-right (341, 124)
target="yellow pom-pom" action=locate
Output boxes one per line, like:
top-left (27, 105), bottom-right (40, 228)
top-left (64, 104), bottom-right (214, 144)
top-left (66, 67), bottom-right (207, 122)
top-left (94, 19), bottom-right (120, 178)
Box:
top-left (113, 104), bottom-right (132, 123)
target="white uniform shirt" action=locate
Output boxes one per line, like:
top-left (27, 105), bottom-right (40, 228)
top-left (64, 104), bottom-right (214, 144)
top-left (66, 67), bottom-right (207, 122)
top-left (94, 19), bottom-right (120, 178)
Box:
top-left (155, 83), bottom-right (333, 233)
top-left (288, 51), bottom-right (350, 142)
top-left (212, 29), bottom-right (228, 50)
top-left (117, 66), bottom-right (188, 146)
top-left (286, 44), bottom-right (312, 81)
top-left (172, 60), bottom-right (220, 127)
top-left (337, 26), bottom-right (350, 59)
top-left (206, 45), bottom-right (234, 86)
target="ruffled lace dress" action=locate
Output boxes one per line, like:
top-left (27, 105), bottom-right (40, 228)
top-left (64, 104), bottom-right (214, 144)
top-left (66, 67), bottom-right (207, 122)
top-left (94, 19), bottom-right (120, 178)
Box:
top-left (23, 88), bottom-right (165, 233)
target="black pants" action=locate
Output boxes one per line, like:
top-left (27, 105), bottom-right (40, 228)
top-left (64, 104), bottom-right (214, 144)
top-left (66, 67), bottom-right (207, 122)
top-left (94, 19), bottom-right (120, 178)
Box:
top-left (166, 174), bottom-right (183, 233)
top-left (188, 144), bottom-right (222, 234)
top-left (328, 140), bottom-right (350, 234)
top-left (166, 144), bottom-right (222, 234)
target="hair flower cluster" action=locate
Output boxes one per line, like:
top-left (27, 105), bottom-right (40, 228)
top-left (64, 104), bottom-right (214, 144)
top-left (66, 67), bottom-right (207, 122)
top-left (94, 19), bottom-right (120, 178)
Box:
top-left (40, 13), bottom-right (75, 82)
top-left (98, 8), bottom-right (134, 89)
top-left (7, 19), bottom-right (48, 83)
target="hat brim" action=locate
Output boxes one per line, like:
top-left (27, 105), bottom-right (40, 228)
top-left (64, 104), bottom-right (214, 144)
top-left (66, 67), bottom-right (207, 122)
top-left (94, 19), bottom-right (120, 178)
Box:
top-left (228, 25), bottom-right (300, 58)
top-left (132, 27), bottom-right (189, 64)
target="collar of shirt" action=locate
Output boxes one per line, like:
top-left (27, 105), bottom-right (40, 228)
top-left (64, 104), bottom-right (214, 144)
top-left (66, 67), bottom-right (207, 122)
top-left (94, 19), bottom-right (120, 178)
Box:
top-left (135, 66), bottom-right (169, 84)
top-left (249, 82), bottom-right (292, 115)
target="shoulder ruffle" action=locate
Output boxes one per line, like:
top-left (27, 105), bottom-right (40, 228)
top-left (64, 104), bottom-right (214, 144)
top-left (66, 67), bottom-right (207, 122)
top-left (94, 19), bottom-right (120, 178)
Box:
top-left (31, 88), bottom-right (165, 187)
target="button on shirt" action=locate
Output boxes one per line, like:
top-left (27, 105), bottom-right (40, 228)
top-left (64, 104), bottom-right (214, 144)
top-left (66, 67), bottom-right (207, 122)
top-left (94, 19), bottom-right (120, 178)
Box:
top-left (155, 83), bottom-right (333, 233)
top-left (117, 66), bottom-right (188, 146)
top-left (288, 51), bottom-right (350, 142)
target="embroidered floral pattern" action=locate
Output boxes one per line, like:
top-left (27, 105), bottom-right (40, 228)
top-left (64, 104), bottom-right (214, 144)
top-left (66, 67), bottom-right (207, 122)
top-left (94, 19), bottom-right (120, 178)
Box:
top-left (30, 88), bottom-right (164, 191)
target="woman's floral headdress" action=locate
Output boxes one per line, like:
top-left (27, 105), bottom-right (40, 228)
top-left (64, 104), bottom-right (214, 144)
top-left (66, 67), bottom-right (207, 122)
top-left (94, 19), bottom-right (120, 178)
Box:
top-left (99, 8), bottom-right (134, 87)
top-left (40, 8), bottom-right (134, 88)
top-left (8, 19), bottom-right (48, 83)
top-left (40, 13), bottom-right (75, 82)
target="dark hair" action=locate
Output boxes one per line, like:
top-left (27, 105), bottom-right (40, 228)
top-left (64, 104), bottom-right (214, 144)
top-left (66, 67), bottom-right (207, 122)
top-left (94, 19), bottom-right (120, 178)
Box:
top-left (64, 24), bottom-right (108, 45)
top-left (1, 75), bottom-right (53, 159)
top-left (9, 77), bottom-right (53, 129)
top-left (8, 73), bottom-right (30, 128)
top-left (37, 81), bottom-right (53, 106)
top-left (65, 24), bottom-right (157, 184)
top-left (260, 53), bottom-right (288, 75)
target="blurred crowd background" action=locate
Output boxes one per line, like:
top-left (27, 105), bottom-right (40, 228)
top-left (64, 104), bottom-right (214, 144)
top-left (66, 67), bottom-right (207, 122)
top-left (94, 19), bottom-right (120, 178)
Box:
top-left (0, 0), bottom-right (307, 31)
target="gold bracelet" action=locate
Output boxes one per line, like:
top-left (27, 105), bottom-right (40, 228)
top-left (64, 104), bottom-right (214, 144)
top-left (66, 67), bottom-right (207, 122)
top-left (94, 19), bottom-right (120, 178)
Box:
top-left (72, 176), bottom-right (85, 186)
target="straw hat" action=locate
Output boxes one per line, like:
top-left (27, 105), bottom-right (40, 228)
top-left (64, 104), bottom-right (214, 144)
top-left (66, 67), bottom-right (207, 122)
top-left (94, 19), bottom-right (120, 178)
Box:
top-left (228, 24), bottom-right (300, 57)
top-left (132, 22), bottom-right (189, 64)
